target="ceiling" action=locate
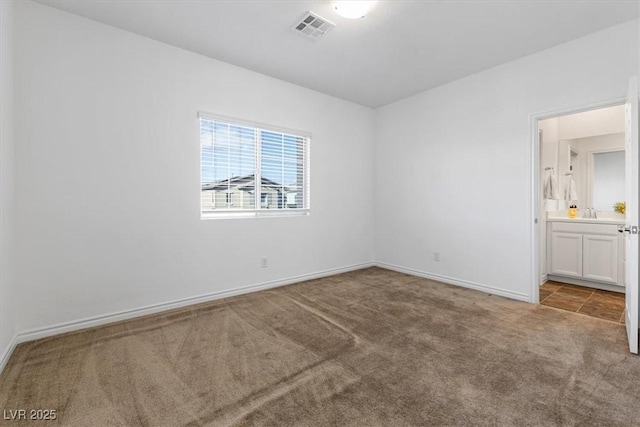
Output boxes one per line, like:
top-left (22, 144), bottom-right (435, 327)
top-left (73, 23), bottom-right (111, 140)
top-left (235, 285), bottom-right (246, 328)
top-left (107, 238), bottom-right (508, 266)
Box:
top-left (34, 0), bottom-right (639, 108)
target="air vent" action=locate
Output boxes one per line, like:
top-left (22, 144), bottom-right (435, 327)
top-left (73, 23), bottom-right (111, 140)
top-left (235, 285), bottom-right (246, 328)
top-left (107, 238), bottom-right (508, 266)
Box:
top-left (293, 12), bottom-right (335, 40)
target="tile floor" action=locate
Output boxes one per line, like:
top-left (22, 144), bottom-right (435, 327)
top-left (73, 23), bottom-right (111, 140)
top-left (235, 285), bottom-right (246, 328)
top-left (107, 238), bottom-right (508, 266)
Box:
top-left (540, 281), bottom-right (625, 323)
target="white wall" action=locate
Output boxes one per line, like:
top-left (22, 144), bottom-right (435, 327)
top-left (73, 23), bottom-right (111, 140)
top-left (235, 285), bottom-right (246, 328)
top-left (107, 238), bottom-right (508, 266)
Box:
top-left (13, 1), bottom-right (375, 335)
top-left (557, 104), bottom-right (625, 140)
top-left (374, 19), bottom-right (638, 301)
top-left (0, 0), bottom-right (16, 368)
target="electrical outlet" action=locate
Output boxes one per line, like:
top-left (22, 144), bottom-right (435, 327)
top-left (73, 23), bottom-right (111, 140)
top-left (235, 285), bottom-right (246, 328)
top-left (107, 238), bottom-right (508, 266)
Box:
top-left (261, 257), bottom-right (268, 268)
top-left (433, 252), bottom-right (440, 262)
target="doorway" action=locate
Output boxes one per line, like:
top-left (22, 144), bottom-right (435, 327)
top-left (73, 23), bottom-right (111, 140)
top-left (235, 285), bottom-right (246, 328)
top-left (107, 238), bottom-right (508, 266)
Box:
top-left (536, 104), bottom-right (626, 321)
top-left (538, 103), bottom-right (626, 285)
top-left (531, 78), bottom-right (640, 354)
top-left (533, 100), bottom-right (626, 298)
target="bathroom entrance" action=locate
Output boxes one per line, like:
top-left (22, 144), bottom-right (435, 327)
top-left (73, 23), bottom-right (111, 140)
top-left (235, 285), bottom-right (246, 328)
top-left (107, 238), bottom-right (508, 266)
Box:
top-left (538, 104), bottom-right (626, 293)
top-left (533, 77), bottom-right (639, 353)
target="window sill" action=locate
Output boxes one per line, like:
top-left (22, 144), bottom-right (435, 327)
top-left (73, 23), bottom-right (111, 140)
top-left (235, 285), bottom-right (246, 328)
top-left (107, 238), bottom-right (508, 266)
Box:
top-left (201, 209), bottom-right (310, 220)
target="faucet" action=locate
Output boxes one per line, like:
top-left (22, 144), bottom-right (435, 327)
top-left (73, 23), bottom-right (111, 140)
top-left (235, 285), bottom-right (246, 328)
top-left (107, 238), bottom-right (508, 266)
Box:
top-left (584, 208), bottom-right (598, 219)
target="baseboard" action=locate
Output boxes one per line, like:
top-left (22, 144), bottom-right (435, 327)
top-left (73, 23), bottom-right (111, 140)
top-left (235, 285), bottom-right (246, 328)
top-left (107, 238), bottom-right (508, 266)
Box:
top-left (375, 262), bottom-right (530, 302)
top-left (0, 334), bottom-right (18, 376)
top-left (4, 260), bottom-right (527, 375)
top-left (15, 261), bottom-right (375, 345)
top-left (540, 274), bottom-right (548, 286)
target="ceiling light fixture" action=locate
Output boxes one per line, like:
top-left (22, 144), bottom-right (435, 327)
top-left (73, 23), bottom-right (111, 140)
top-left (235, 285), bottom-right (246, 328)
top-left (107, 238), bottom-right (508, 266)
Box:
top-left (333, 1), bottom-right (375, 19)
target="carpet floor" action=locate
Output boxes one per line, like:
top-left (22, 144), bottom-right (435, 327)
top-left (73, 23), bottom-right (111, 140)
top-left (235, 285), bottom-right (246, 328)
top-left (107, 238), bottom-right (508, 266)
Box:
top-left (0, 267), bottom-right (638, 426)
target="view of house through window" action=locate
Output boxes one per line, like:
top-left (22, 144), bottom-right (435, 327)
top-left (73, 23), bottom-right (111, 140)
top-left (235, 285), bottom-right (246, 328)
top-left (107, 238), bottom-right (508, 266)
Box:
top-left (200, 115), bottom-right (310, 217)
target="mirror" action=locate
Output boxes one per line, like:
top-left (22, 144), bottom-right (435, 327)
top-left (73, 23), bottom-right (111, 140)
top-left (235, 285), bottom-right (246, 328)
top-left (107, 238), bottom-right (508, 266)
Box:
top-left (591, 150), bottom-right (624, 210)
top-left (558, 133), bottom-right (625, 210)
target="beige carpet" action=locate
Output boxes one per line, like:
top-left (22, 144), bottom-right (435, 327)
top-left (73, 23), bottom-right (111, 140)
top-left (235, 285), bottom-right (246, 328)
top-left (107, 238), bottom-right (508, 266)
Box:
top-left (0, 267), bottom-right (637, 426)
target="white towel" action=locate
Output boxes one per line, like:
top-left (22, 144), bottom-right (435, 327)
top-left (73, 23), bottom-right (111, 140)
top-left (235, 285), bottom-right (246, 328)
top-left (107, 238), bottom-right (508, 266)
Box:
top-left (565, 176), bottom-right (578, 201)
top-left (544, 174), bottom-right (559, 199)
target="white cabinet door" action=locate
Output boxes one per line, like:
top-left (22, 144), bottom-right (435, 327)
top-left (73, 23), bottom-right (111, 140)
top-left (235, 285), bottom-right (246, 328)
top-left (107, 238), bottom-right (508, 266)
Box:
top-left (583, 235), bottom-right (619, 284)
top-left (550, 232), bottom-right (583, 278)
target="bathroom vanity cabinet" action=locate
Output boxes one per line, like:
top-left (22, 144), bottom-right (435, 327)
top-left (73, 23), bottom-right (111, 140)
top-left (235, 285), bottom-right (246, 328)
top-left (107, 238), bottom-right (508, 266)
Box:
top-left (547, 220), bottom-right (624, 289)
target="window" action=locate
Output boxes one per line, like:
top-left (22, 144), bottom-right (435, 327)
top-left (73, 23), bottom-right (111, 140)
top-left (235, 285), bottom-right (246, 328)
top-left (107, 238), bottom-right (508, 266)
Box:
top-left (200, 114), bottom-right (310, 218)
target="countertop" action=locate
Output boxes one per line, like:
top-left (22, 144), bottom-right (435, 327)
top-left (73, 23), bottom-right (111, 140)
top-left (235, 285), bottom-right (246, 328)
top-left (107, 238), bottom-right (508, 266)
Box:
top-left (546, 217), bottom-right (624, 225)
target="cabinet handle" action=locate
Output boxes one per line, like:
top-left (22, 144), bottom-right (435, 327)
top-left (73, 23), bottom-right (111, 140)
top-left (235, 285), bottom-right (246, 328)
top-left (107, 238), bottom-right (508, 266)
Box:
top-left (619, 225), bottom-right (639, 234)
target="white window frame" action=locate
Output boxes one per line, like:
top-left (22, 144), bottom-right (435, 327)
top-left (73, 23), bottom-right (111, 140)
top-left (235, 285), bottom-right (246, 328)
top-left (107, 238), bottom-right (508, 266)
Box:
top-left (199, 112), bottom-right (311, 219)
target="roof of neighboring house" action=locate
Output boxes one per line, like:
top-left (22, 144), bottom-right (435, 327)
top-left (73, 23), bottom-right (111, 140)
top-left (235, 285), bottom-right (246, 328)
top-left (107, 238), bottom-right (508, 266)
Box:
top-left (202, 174), bottom-right (286, 192)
